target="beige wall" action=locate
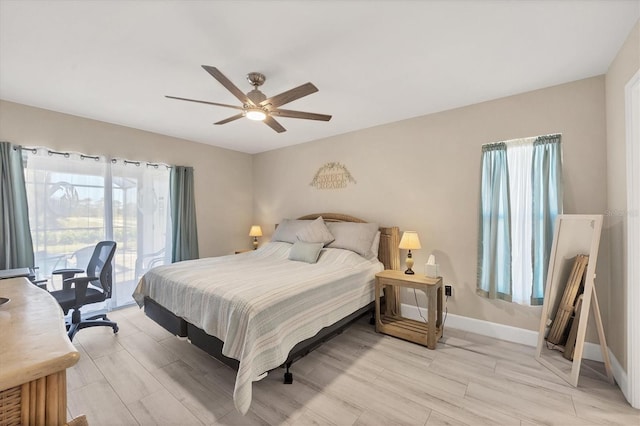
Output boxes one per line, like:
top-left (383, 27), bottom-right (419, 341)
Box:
top-left (2, 39), bottom-right (631, 357)
top-left (605, 20), bottom-right (639, 371)
top-left (0, 100), bottom-right (254, 258)
top-left (253, 76), bottom-right (608, 333)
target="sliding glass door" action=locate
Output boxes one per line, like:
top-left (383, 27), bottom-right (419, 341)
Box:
top-left (23, 148), bottom-right (171, 308)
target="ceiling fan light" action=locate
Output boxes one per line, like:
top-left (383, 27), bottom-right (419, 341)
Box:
top-left (245, 108), bottom-right (267, 121)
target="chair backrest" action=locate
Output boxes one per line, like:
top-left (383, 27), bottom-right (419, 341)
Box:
top-left (86, 241), bottom-right (117, 298)
top-left (71, 245), bottom-right (96, 270)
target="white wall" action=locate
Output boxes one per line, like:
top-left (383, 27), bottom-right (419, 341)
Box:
top-left (0, 100), bottom-right (254, 258)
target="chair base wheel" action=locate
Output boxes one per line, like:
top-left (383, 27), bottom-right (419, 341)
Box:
top-left (65, 312), bottom-right (119, 341)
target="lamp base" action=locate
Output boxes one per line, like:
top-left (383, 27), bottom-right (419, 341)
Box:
top-left (253, 237), bottom-right (259, 250)
top-left (404, 253), bottom-right (415, 275)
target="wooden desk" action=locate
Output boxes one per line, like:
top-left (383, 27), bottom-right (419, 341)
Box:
top-left (375, 270), bottom-right (443, 349)
top-left (0, 278), bottom-right (80, 425)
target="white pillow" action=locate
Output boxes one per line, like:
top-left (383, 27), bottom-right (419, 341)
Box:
top-left (271, 219), bottom-right (313, 244)
top-left (326, 222), bottom-right (379, 258)
top-left (288, 241), bottom-right (324, 264)
top-left (296, 216), bottom-right (335, 245)
top-left (370, 231), bottom-right (381, 260)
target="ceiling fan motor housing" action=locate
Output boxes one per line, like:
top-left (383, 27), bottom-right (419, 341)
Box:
top-left (247, 88), bottom-right (267, 106)
top-left (247, 72), bottom-right (266, 87)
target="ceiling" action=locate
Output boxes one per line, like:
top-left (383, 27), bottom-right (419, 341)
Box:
top-left (0, 1), bottom-right (638, 154)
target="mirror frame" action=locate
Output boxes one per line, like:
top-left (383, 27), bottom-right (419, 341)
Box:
top-left (535, 214), bottom-right (603, 386)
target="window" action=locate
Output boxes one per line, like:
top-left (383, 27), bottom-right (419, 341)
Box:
top-left (507, 140), bottom-right (534, 305)
top-left (23, 148), bottom-right (172, 308)
top-left (477, 135), bottom-right (562, 305)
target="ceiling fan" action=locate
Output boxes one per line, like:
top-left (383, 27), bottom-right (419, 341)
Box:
top-left (166, 66), bottom-right (332, 133)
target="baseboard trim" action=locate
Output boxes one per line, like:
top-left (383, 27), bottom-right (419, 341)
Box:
top-left (400, 303), bottom-right (607, 363)
top-left (609, 350), bottom-right (629, 403)
top-left (399, 303), bottom-right (630, 404)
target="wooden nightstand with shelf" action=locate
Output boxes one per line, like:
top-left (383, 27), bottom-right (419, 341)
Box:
top-left (375, 270), bottom-right (443, 349)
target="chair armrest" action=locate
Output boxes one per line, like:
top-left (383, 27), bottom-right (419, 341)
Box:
top-left (32, 279), bottom-right (48, 290)
top-left (53, 268), bottom-right (85, 290)
top-left (64, 276), bottom-right (98, 307)
top-left (52, 268), bottom-right (85, 275)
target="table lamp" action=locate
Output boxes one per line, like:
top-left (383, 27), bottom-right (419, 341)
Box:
top-left (399, 231), bottom-right (421, 274)
top-left (249, 225), bottom-right (263, 250)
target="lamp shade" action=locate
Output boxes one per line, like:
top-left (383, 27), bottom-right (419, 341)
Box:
top-left (249, 225), bottom-right (263, 237)
top-left (399, 231), bottom-right (421, 250)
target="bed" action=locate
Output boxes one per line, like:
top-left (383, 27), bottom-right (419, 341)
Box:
top-left (133, 213), bottom-right (399, 414)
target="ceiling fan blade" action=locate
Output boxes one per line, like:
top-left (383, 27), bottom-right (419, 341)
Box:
top-left (214, 113), bottom-right (244, 125)
top-left (264, 116), bottom-right (287, 133)
top-left (202, 65), bottom-right (255, 106)
top-left (165, 95), bottom-right (243, 110)
top-left (260, 82), bottom-right (318, 109)
top-left (272, 108), bottom-right (332, 121)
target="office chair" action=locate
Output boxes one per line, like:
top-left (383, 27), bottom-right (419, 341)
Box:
top-left (50, 241), bottom-right (119, 341)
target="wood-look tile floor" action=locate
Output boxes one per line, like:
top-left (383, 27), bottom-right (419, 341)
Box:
top-left (66, 306), bottom-right (639, 425)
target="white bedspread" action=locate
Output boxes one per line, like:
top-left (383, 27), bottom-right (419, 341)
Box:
top-left (132, 242), bottom-right (383, 414)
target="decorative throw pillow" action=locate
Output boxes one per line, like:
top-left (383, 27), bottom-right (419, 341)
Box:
top-left (271, 219), bottom-right (313, 244)
top-left (326, 222), bottom-right (379, 258)
top-left (296, 216), bottom-right (335, 245)
top-left (288, 241), bottom-right (324, 264)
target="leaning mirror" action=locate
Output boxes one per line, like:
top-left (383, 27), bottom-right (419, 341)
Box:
top-left (535, 214), bottom-right (613, 386)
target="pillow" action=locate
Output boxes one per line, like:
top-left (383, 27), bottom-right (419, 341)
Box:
top-left (271, 219), bottom-right (313, 244)
top-left (370, 231), bottom-right (381, 260)
top-left (296, 216), bottom-right (335, 245)
top-left (326, 222), bottom-right (379, 258)
top-left (288, 241), bottom-right (324, 264)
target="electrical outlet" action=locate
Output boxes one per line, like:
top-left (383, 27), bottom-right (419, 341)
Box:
top-left (445, 285), bottom-right (452, 297)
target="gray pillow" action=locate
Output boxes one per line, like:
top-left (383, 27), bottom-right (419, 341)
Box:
top-left (288, 241), bottom-right (324, 264)
top-left (271, 219), bottom-right (313, 244)
top-left (326, 222), bottom-right (379, 258)
top-left (296, 216), bottom-right (335, 245)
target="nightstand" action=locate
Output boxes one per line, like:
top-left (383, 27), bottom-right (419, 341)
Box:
top-left (234, 249), bottom-right (252, 254)
top-left (374, 270), bottom-right (443, 349)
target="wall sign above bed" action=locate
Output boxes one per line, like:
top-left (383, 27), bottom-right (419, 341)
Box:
top-left (310, 162), bottom-right (356, 189)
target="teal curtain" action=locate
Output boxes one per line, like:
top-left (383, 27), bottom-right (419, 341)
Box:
top-left (531, 135), bottom-right (563, 305)
top-left (477, 143), bottom-right (512, 301)
top-left (170, 166), bottom-right (199, 262)
top-left (0, 142), bottom-right (34, 269)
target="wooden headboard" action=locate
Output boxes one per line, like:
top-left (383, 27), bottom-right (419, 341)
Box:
top-left (297, 213), bottom-right (400, 270)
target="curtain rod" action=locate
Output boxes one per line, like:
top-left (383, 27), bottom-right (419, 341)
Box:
top-left (18, 145), bottom-right (172, 169)
top-left (481, 133), bottom-right (561, 147)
